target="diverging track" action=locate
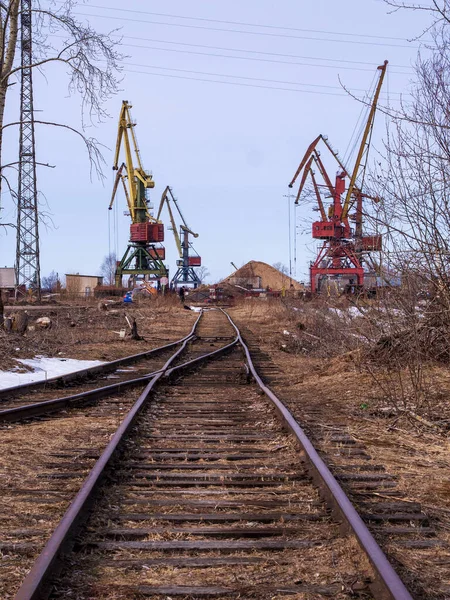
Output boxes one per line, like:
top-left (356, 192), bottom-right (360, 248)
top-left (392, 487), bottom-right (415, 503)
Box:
top-left (9, 309), bottom-right (413, 600)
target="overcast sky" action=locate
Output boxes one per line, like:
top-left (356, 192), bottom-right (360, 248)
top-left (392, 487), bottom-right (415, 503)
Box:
top-left (0, 0), bottom-right (430, 284)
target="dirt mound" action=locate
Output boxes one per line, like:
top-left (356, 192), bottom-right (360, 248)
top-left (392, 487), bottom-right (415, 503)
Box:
top-left (221, 261), bottom-right (304, 291)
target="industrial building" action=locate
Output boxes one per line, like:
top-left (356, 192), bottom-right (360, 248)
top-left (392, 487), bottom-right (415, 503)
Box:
top-left (65, 274), bottom-right (103, 297)
top-left (0, 267), bottom-right (16, 298)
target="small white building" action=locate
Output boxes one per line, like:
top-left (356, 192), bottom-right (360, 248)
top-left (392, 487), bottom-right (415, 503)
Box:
top-left (65, 274), bottom-right (103, 297)
top-left (0, 267), bottom-right (16, 295)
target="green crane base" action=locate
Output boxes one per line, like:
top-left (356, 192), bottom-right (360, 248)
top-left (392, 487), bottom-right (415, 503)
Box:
top-left (115, 242), bottom-right (168, 287)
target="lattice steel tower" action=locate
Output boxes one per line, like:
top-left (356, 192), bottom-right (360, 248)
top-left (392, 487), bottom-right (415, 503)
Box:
top-left (15, 0), bottom-right (40, 297)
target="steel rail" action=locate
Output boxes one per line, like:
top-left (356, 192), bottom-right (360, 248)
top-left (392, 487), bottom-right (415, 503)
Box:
top-left (13, 313), bottom-right (239, 600)
top-left (223, 310), bottom-right (413, 600)
top-left (0, 336), bottom-right (238, 423)
top-left (0, 310), bottom-right (239, 423)
top-left (0, 323), bottom-right (200, 400)
top-left (13, 310), bottom-right (411, 599)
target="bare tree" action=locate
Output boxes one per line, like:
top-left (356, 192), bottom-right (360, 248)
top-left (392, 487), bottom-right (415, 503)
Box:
top-left (355, 0), bottom-right (450, 417)
top-left (99, 252), bottom-right (117, 286)
top-left (272, 262), bottom-right (288, 275)
top-left (41, 269), bottom-right (58, 291)
top-left (0, 0), bottom-right (123, 197)
top-left (196, 265), bottom-right (210, 284)
top-left (371, 6), bottom-right (450, 305)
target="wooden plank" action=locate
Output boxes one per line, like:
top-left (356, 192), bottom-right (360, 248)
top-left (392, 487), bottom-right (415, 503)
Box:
top-left (137, 447), bottom-right (268, 453)
top-left (122, 499), bottom-right (317, 509)
top-left (121, 463), bottom-right (290, 471)
top-left (371, 526), bottom-right (435, 536)
top-left (101, 556), bottom-right (273, 568)
top-left (137, 584), bottom-right (345, 597)
top-left (123, 489), bottom-right (306, 496)
top-left (121, 472), bottom-right (299, 480)
top-left (358, 501), bottom-right (422, 512)
top-left (337, 473), bottom-right (395, 481)
top-left (140, 435), bottom-right (273, 441)
top-left (394, 539), bottom-right (446, 548)
top-left (95, 539), bottom-right (325, 551)
top-left (103, 526), bottom-right (304, 538)
top-left (134, 453), bottom-right (272, 461)
top-left (361, 512), bottom-right (429, 522)
top-left (0, 543), bottom-right (39, 554)
top-left (127, 480), bottom-right (295, 488)
top-left (116, 512), bottom-right (326, 523)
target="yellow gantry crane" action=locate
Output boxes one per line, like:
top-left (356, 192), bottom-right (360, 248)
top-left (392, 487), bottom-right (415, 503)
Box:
top-left (109, 100), bottom-right (167, 287)
top-left (157, 186), bottom-right (202, 288)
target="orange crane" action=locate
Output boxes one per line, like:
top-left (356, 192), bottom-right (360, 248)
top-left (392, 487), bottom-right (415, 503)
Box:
top-left (289, 61), bottom-right (387, 293)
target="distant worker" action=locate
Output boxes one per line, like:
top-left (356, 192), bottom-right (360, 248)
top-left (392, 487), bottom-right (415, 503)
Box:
top-left (179, 286), bottom-right (186, 303)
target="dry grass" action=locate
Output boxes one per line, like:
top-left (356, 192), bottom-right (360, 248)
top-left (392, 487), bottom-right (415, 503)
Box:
top-left (230, 299), bottom-right (450, 598)
top-left (0, 299), bottom-right (197, 370)
top-left (0, 398), bottom-right (140, 599)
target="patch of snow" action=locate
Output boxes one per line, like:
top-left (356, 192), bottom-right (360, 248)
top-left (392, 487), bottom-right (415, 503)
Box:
top-left (330, 307), bottom-right (365, 320)
top-left (329, 308), bottom-right (346, 319)
top-left (347, 306), bottom-right (365, 318)
top-left (0, 356), bottom-right (105, 390)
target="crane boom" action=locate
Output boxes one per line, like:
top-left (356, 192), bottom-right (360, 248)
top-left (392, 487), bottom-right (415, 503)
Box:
top-left (157, 186), bottom-right (199, 260)
top-left (158, 186), bottom-right (183, 257)
top-left (342, 60), bottom-right (388, 219)
top-left (289, 135), bottom-right (322, 189)
top-left (112, 100), bottom-right (156, 224)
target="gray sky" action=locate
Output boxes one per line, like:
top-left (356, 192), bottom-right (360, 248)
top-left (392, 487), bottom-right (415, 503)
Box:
top-left (1, 0), bottom-right (430, 284)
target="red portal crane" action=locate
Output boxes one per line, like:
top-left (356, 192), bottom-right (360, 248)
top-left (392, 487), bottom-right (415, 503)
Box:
top-left (289, 61), bottom-right (387, 293)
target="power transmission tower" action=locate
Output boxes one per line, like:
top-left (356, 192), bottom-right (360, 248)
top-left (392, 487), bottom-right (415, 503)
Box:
top-left (15, 0), bottom-right (40, 298)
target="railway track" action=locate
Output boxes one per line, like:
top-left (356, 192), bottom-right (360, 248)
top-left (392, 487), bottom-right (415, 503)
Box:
top-left (235, 320), bottom-right (450, 599)
top-left (0, 315), bottom-right (205, 422)
top-left (2, 309), bottom-right (413, 599)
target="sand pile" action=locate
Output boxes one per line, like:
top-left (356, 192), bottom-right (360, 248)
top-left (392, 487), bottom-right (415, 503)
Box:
top-left (221, 261), bottom-right (304, 291)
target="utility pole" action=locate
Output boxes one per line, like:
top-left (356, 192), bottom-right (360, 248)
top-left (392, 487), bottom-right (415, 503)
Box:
top-left (16, 0), bottom-right (40, 299)
top-left (283, 193), bottom-right (293, 280)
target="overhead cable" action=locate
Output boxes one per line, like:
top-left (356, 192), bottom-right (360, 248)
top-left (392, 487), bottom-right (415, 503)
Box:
top-left (74, 11), bottom-right (424, 49)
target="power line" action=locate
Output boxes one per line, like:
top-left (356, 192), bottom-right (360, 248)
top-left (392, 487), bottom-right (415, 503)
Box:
top-left (74, 3), bottom-right (432, 44)
top-left (118, 36), bottom-right (414, 70)
top-left (49, 31), bottom-right (415, 72)
top-left (124, 68), bottom-right (348, 95)
top-left (120, 60), bottom-right (405, 95)
top-left (122, 66), bottom-right (405, 98)
top-left (74, 10), bottom-right (424, 49)
top-left (119, 41), bottom-right (413, 75)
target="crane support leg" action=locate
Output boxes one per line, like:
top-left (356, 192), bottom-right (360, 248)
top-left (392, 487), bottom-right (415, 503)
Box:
top-left (115, 242), bottom-right (168, 287)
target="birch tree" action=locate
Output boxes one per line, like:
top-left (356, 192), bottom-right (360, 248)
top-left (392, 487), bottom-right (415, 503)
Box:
top-left (0, 0), bottom-right (122, 196)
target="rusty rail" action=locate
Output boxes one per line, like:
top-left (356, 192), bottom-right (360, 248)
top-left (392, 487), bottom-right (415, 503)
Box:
top-left (0, 313), bottom-right (240, 423)
top-left (13, 310), bottom-right (413, 600)
top-left (224, 310), bottom-right (413, 600)
top-left (14, 312), bottom-right (238, 600)
top-left (0, 321), bottom-right (200, 400)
